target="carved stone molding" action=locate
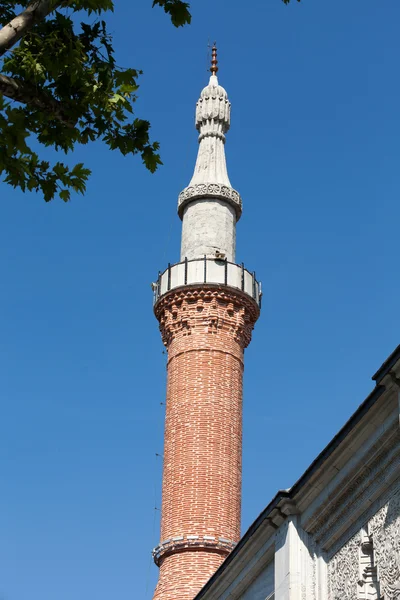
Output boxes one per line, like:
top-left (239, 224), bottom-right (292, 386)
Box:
top-left (368, 491), bottom-right (400, 600)
top-left (327, 478), bottom-right (400, 560)
top-left (196, 79), bottom-right (231, 134)
top-left (308, 426), bottom-right (400, 549)
top-left (328, 529), bottom-right (360, 600)
top-left (328, 486), bottom-right (400, 600)
top-left (357, 528), bottom-right (380, 600)
top-left (154, 285), bottom-right (260, 350)
top-left (177, 183), bottom-right (243, 220)
top-left (152, 534), bottom-right (236, 566)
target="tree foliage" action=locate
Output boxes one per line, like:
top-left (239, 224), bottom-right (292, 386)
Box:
top-left (0, 0), bottom-right (191, 201)
top-left (0, 0), bottom-right (297, 202)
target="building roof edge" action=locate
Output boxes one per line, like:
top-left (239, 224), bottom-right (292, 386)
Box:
top-left (372, 344), bottom-right (400, 384)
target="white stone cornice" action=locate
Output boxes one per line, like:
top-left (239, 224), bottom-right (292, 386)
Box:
top-left (178, 182), bottom-right (242, 220)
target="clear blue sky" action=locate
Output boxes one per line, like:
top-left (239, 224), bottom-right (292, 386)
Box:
top-left (1, 1), bottom-right (399, 598)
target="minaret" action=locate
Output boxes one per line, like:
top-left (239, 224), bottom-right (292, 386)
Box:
top-left (152, 46), bottom-right (261, 600)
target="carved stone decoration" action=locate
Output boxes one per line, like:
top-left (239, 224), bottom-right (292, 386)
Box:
top-left (177, 182), bottom-right (242, 220)
top-left (358, 527), bottom-right (381, 600)
top-left (328, 485), bottom-right (400, 600)
top-left (368, 488), bottom-right (400, 600)
top-left (196, 77), bottom-right (231, 136)
top-left (176, 71), bottom-right (243, 227)
top-left (154, 286), bottom-right (260, 350)
top-left (310, 430), bottom-right (400, 552)
top-left (328, 531), bottom-right (360, 600)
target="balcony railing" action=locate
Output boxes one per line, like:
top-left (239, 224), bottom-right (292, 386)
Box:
top-left (153, 257), bottom-right (261, 306)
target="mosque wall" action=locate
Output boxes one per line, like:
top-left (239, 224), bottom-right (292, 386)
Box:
top-left (238, 559), bottom-right (274, 600)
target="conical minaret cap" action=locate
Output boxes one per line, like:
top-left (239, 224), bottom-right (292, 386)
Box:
top-left (196, 74), bottom-right (230, 137)
top-left (177, 45), bottom-right (242, 221)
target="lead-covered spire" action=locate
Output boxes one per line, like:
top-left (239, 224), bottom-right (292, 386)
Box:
top-left (177, 45), bottom-right (242, 233)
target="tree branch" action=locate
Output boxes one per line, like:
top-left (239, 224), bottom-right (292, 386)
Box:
top-left (0, 0), bottom-right (62, 57)
top-left (0, 73), bottom-right (76, 127)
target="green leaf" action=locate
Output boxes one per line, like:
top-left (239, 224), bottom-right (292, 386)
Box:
top-left (152, 0), bottom-right (191, 26)
top-left (59, 189), bottom-right (71, 202)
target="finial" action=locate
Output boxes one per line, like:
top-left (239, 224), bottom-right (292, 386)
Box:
top-left (210, 43), bottom-right (218, 76)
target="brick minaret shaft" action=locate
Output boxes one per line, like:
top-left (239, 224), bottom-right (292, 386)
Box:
top-left (152, 46), bottom-right (260, 600)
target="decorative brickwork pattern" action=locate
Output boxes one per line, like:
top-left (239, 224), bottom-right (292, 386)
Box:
top-left (153, 285), bottom-right (259, 600)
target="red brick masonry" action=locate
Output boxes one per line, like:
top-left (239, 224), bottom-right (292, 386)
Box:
top-left (153, 285), bottom-right (259, 600)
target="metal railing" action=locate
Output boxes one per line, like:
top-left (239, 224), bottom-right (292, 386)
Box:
top-left (152, 256), bottom-right (261, 306)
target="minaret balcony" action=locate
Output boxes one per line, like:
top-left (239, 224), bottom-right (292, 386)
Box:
top-left (153, 257), bottom-right (261, 307)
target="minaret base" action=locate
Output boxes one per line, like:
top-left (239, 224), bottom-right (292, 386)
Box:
top-left (153, 550), bottom-right (226, 600)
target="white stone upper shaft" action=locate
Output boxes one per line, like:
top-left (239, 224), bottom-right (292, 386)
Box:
top-left (180, 74), bottom-right (239, 262)
top-left (189, 74), bottom-right (232, 187)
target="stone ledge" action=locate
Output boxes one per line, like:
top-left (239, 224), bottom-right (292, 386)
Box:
top-left (178, 183), bottom-right (243, 221)
top-left (152, 535), bottom-right (237, 566)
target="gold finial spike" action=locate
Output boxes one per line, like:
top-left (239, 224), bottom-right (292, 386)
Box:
top-left (210, 43), bottom-right (218, 76)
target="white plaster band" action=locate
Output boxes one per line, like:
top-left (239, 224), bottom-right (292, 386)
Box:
top-left (177, 183), bottom-right (242, 221)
